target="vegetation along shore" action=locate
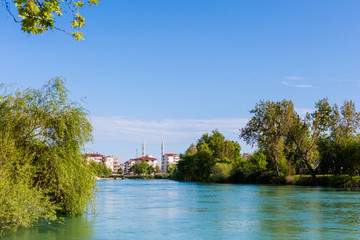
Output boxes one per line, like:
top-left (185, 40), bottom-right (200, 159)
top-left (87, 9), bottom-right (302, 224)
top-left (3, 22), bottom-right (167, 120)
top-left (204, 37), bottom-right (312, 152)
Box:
top-left (167, 99), bottom-right (360, 187)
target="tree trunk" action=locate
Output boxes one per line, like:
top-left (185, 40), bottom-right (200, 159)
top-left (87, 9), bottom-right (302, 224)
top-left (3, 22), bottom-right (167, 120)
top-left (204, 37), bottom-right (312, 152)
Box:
top-left (302, 155), bottom-right (317, 185)
top-left (274, 152), bottom-right (280, 176)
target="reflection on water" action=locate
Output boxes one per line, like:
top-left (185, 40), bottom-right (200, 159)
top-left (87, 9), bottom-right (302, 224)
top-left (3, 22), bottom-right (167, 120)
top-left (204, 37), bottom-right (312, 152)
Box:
top-left (3, 215), bottom-right (95, 240)
top-left (4, 180), bottom-right (360, 239)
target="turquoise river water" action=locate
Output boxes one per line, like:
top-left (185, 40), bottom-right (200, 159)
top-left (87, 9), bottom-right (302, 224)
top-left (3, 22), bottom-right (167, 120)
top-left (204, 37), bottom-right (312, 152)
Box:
top-left (4, 179), bottom-right (360, 239)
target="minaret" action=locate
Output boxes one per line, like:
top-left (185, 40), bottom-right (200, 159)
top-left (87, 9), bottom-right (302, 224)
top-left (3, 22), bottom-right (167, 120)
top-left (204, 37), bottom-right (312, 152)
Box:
top-left (142, 141), bottom-right (145, 157)
top-left (161, 141), bottom-right (164, 161)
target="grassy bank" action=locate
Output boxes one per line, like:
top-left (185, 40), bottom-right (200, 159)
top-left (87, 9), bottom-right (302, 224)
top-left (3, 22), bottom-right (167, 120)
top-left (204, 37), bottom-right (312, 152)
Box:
top-left (234, 172), bottom-right (360, 188)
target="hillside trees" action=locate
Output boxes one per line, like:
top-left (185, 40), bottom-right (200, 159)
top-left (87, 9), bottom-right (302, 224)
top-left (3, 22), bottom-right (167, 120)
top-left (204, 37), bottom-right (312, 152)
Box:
top-left (0, 77), bottom-right (96, 232)
top-left (4, 0), bottom-right (99, 40)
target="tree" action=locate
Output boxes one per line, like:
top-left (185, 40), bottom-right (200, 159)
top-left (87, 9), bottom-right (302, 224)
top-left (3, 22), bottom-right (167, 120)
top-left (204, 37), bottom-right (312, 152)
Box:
top-left (197, 130), bottom-right (241, 164)
top-left (0, 77), bottom-right (96, 231)
top-left (185, 143), bottom-right (197, 155)
top-left (130, 160), bottom-right (150, 175)
top-left (287, 98), bottom-right (332, 183)
top-left (117, 167), bottom-right (123, 175)
top-left (4, 0), bottom-right (99, 40)
top-left (240, 100), bottom-right (295, 175)
top-left (154, 165), bottom-right (161, 174)
top-left (177, 130), bottom-right (242, 182)
top-left (318, 100), bottom-right (360, 175)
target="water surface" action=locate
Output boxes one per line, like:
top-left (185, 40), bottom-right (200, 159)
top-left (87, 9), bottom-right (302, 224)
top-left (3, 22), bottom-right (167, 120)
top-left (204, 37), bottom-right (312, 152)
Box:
top-left (4, 179), bottom-right (360, 239)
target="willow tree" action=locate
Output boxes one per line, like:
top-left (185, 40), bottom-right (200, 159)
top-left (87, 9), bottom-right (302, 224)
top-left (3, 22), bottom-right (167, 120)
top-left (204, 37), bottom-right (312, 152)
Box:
top-left (240, 100), bottom-right (295, 176)
top-left (0, 77), bottom-right (96, 232)
top-left (4, 0), bottom-right (100, 40)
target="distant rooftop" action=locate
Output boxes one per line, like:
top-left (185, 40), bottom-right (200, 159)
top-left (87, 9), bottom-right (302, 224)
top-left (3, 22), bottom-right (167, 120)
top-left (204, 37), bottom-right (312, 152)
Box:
top-left (132, 155), bottom-right (157, 161)
top-left (165, 153), bottom-right (178, 156)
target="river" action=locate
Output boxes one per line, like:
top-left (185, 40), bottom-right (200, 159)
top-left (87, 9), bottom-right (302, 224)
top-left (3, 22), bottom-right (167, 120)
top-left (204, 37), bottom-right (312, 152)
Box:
top-left (3, 179), bottom-right (360, 239)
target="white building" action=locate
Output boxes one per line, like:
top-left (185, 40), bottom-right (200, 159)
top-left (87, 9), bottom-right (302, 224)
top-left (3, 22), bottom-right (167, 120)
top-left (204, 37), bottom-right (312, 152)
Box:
top-left (161, 153), bottom-right (180, 173)
top-left (86, 152), bottom-right (103, 164)
top-left (86, 152), bottom-right (120, 174)
top-left (103, 155), bottom-right (120, 173)
top-left (161, 141), bottom-right (180, 173)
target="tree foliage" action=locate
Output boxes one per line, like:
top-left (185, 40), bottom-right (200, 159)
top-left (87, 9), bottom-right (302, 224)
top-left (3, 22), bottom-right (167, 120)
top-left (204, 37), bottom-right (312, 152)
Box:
top-left (318, 100), bottom-right (360, 175)
top-left (176, 130), bottom-right (242, 182)
top-left (0, 77), bottom-right (96, 232)
top-left (130, 160), bottom-right (152, 175)
top-left (174, 99), bottom-right (360, 185)
top-left (4, 0), bottom-right (99, 40)
top-left (287, 98), bottom-right (332, 183)
top-left (89, 161), bottom-right (112, 177)
top-left (240, 99), bottom-right (295, 175)
top-left (117, 167), bottom-right (124, 175)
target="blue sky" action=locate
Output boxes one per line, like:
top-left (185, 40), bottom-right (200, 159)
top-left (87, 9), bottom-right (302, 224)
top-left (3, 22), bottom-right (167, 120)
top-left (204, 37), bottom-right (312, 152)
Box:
top-left (1, 1), bottom-right (360, 163)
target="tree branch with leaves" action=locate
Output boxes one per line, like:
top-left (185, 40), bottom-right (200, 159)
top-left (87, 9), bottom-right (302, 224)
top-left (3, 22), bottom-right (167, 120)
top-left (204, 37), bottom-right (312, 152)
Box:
top-left (4, 0), bottom-right (99, 40)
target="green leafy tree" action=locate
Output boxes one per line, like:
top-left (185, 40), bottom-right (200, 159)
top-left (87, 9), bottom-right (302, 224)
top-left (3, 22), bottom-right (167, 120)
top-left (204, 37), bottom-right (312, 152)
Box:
top-left (248, 150), bottom-right (268, 172)
top-left (318, 100), bottom-right (360, 175)
top-left (287, 98), bottom-right (332, 183)
top-left (177, 130), bottom-right (241, 182)
top-left (341, 137), bottom-right (360, 176)
top-left (117, 167), bottom-right (123, 175)
top-left (198, 130), bottom-right (241, 164)
top-left (0, 77), bottom-right (96, 232)
top-left (4, 0), bottom-right (99, 40)
top-left (210, 163), bottom-right (233, 183)
top-left (0, 131), bottom-right (57, 233)
top-left (185, 143), bottom-right (197, 156)
top-left (154, 165), bottom-right (161, 174)
top-left (240, 100), bottom-right (295, 175)
top-left (130, 160), bottom-right (151, 175)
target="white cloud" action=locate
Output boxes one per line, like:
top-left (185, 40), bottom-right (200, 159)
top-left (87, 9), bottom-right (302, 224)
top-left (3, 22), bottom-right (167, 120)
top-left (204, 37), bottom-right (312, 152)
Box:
top-left (281, 76), bottom-right (314, 88)
top-left (284, 76), bottom-right (305, 81)
top-left (294, 84), bottom-right (313, 88)
top-left (295, 108), bottom-right (314, 116)
top-left (336, 79), bottom-right (354, 83)
top-left (281, 81), bottom-right (291, 86)
top-left (91, 116), bottom-right (249, 144)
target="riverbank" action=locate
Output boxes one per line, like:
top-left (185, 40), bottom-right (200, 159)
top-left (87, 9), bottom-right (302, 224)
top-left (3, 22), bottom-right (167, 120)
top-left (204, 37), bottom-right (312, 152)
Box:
top-left (100, 174), bottom-right (360, 188)
top-left (238, 172), bottom-right (360, 188)
top-left (99, 175), bottom-right (167, 180)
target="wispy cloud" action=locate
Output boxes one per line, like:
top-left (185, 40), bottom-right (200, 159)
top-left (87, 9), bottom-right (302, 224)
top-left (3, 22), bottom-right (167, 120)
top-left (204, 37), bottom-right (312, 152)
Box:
top-left (281, 81), bottom-right (314, 88)
top-left (281, 76), bottom-right (314, 88)
top-left (294, 84), bottom-right (313, 88)
top-left (335, 79), bottom-right (354, 83)
top-left (91, 116), bottom-right (249, 144)
top-left (295, 108), bottom-right (314, 116)
top-left (284, 76), bottom-right (305, 81)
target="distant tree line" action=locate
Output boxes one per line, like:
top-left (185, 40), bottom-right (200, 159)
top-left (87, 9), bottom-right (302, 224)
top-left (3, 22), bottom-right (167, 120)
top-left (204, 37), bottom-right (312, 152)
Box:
top-left (171, 99), bottom-right (360, 185)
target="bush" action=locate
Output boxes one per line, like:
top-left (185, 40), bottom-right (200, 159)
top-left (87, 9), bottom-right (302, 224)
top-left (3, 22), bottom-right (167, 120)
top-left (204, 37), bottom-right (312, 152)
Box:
top-left (257, 171), bottom-right (286, 184)
top-left (209, 163), bottom-right (233, 183)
